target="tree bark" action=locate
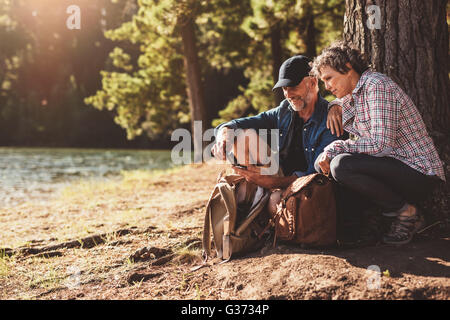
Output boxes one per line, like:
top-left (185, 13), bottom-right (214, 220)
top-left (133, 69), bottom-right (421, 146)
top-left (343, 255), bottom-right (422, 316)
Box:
top-left (344, 0), bottom-right (449, 220)
top-left (303, 1), bottom-right (317, 59)
top-left (180, 16), bottom-right (207, 162)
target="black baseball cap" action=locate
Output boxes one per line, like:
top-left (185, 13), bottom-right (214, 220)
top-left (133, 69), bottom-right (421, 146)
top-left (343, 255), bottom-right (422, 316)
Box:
top-left (272, 55), bottom-right (312, 90)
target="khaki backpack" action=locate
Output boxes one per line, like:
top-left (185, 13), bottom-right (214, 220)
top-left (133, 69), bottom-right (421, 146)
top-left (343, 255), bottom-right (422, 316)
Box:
top-left (269, 173), bottom-right (337, 247)
top-left (201, 173), bottom-right (270, 263)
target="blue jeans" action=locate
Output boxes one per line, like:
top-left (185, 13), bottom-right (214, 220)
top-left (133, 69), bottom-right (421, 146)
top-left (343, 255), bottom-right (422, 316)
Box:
top-left (315, 153), bottom-right (440, 212)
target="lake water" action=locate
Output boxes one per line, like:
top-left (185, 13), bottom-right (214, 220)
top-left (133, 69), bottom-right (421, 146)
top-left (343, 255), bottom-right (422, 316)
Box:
top-left (0, 147), bottom-right (175, 208)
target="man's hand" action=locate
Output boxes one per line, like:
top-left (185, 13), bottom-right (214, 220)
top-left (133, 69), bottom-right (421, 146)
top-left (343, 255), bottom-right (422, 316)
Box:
top-left (211, 127), bottom-right (232, 161)
top-left (327, 104), bottom-right (343, 137)
top-left (232, 165), bottom-right (295, 189)
top-left (318, 153), bottom-right (331, 176)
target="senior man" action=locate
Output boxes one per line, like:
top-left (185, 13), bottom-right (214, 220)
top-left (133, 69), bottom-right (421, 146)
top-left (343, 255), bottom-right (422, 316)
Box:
top-left (212, 55), bottom-right (340, 214)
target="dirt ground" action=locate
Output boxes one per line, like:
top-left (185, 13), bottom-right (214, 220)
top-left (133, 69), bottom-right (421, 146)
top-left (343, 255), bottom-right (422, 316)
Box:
top-left (0, 163), bottom-right (449, 300)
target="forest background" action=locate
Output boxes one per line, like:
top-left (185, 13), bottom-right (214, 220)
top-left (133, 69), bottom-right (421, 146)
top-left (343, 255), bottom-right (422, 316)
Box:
top-left (0, 0), bottom-right (345, 149)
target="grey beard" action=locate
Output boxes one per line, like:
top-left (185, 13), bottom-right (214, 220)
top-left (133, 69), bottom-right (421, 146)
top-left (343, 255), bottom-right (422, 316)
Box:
top-left (288, 98), bottom-right (306, 111)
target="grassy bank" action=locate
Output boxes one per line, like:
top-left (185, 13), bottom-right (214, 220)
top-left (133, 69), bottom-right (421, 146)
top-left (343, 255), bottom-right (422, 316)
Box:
top-left (0, 163), bottom-right (223, 299)
top-left (0, 164), bottom-right (217, 248)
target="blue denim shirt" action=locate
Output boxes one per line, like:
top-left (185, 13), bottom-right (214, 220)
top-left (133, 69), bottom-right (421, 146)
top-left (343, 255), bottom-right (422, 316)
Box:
top-left (216, 95), bottom-right (339, 177)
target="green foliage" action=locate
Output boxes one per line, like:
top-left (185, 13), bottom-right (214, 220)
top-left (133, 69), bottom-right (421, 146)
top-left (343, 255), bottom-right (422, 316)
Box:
top-left (0, 0), bottom-right (28, 98)
top-left (86, 0), bottom-right (257, 139)
top-left (212, 0), bottom-right (345, 125)
top-left (312, 0), bottom-right (345, 53)
top-left (196, 0), bottom-right (253, 70)
top-left (212, 95), bottom-right (250, 127)
top-left (0, 0), bottom-right (147, 147)
top-left (86, 0), bottom-right (193, 140)
top-left (0, 0), bottom-right (345, 145)
top-left (109, 47), bottom-right (133, 72)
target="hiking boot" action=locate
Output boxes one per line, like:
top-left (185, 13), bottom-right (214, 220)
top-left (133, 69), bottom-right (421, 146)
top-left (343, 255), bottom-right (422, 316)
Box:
top-left (383, 204), bottom-right (425, 245)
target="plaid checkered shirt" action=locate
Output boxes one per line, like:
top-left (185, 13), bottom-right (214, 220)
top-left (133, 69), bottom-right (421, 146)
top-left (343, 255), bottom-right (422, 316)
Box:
top-left (324, 70), bottom-right (445, 181)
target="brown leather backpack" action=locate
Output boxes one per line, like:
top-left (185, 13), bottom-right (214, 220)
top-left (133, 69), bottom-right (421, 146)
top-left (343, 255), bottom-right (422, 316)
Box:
top-left (269, 173), bottom-right (337, 247)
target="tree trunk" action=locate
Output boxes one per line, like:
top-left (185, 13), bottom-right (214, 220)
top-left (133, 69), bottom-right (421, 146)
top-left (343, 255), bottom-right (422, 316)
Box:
top-left (303, 1), bottom-right (317, 59)
top-left (344, 0), bottom-right (449, 220)
top-left (180, 16), bottom-right (207, 162)
top-left (270, 22), bottom-right (285, 105)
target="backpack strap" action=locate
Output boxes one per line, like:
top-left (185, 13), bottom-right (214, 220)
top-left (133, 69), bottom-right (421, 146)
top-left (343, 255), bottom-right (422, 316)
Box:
top-left (243, 181), bottom-right (258, 204)
top-left (202, 186), bottom-right (219, 262)
top-left (259, 200), bottom-right (286, 247)
top-left (280, 173), bottom-right (323, 202)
